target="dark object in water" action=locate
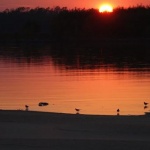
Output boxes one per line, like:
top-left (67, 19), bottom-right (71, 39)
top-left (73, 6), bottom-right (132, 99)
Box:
top-left (39, 102), bottom-right (49, 106)
top-left (144, 105), bottom-right (148, 109)
top-left (75, 108), bottom-right (80, 114)
top-left (75, 108), bottom-right (80, 112)
top-left (117, 109), bottom-right (120, 115)
top-left (144, 102), bottom-right (148, 106)
top-left (25, 105), bottom-right (29, 111)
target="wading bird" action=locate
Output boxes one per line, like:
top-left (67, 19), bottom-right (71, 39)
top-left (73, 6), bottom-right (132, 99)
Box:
top-left (117, 109), bottom-right (120, 115)
top-left (144, 102), bottom-right (148, 106)
top-left (25, 105), bottom-right (29, 111)
top-left (117, 109), bottom-right (120, 113)
top-left (75, 108), bottom-right (80, 114)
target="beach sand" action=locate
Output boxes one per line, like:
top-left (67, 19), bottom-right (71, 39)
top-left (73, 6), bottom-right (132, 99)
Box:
top-left (0, 110), bottom-right (150, 150)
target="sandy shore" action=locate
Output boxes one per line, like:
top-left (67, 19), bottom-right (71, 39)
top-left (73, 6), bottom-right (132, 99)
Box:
top-left (0, 110), bottom-right (150, 150)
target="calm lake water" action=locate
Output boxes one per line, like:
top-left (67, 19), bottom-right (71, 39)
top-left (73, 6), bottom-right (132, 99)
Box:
top-left (0, 43), bottom-right (150, 115)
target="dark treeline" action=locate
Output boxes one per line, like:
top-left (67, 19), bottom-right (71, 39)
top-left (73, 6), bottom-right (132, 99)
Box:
top-left (0, 6), bottom-right (150, 42)
top-left (1, 6), bottom-right (150, 70)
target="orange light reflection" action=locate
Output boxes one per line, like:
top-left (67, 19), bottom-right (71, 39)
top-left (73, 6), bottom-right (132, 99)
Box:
top-left (0, 62), bottom-right (150, 115)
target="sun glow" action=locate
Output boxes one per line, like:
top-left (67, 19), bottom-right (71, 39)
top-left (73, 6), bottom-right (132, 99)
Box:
top-left (99, 4), bottom-right (113, 13)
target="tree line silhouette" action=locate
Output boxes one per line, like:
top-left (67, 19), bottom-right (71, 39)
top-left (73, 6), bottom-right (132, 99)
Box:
top-left (0, 5), bottom-right (150, 42)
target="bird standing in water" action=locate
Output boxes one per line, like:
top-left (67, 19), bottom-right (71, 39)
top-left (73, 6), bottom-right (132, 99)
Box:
top-left (144, 102), bottom-right (148, 109)
top-left (117, 109), bottom-right (120, 115)
top-left (144, 102), bottom-right (148, 106)
top-left (25, 105), bottom-right (29, 111)
top-left (75, 108), bottom-right (80, 114)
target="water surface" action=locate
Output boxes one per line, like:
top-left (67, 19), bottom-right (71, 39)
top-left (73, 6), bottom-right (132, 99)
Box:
top-left (0, 44), bottom-right (150, 115)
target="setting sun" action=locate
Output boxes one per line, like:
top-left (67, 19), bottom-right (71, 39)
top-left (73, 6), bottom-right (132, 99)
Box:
top-left (99, 4), bottom-right (113, 13)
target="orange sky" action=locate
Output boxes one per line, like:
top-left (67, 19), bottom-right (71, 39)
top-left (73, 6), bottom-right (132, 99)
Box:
top-left (0, 0), bottom-right (149, 11)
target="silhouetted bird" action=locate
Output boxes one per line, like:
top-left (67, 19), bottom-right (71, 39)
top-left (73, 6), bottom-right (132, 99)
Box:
top-left (144, 102), bottom-right (148, 106)
top-left (25, 105), bottom-right (29, 111)
top-left (75, 108), bottom-right (80, 114)
top-left (117, 109), bottom-right (120, 113)
top-left (117, 109), bottom-right (120, 115)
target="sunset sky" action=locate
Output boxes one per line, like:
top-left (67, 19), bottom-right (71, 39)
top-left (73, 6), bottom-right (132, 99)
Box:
top-left (0, 0), bottom-right (150, 11)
